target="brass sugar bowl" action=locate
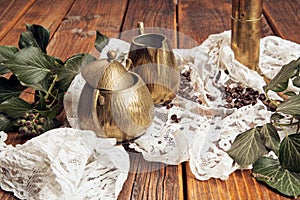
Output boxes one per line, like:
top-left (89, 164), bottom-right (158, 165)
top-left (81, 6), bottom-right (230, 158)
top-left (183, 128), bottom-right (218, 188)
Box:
top-left (78, 50), bottom-right (154, 142)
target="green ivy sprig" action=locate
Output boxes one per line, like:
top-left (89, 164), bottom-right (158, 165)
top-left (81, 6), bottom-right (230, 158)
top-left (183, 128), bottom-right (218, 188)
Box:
top-left (227, 57), bottom-right (300, 198)
top-left (0, 24), bottom-right (100, 135)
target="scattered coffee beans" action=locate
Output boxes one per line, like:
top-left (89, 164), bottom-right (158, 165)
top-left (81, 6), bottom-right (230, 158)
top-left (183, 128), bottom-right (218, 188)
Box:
top-left (176, 68), bottom-right (202, 105)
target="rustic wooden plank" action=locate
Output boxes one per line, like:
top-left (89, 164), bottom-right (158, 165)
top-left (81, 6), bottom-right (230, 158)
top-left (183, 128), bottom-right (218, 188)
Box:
top-left (185, 164), bottom-right (295, 200)
top-left (0, 0), bottom-right (35, 41)
top-left (178, 0), bottom-right (231, 48)
top-left (118, 151), bottom-right (184, 200)
top-left (120, 0), bottom-right (177, 48)
top-left (0, 0), bottom-right (75, 46)
top-left (117, 1), bottom-right (184, 199)
top-left (47, 0), bottom-right (129, 61)
top-left (177, 0), bottom-right (273, 48)
top-left (263, 0), bottom-right (300, 44)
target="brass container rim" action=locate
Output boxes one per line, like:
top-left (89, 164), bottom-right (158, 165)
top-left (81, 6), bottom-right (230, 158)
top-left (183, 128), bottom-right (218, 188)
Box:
top-left (132, 33), bottom-right (167, 48)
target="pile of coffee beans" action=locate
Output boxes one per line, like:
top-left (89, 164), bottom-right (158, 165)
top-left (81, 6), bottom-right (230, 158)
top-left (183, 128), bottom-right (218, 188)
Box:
top-left (177, 69), bottom-right (202, 105)
top-left (223, 85), bottom-right (275, 111)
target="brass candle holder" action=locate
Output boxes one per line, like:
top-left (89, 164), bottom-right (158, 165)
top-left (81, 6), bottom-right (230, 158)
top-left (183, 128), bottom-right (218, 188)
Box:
top-left (231, 0), bottom-right (263, 72)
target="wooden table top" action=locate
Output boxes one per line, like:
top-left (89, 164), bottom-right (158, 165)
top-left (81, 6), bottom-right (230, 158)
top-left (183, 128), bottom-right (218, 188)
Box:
top-left (0, 0), bottom-right (299, 199)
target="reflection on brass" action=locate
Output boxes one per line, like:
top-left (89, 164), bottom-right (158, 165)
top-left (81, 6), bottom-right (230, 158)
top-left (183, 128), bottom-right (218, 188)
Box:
top-left (128, 22), bottom-right (180, 105)
top-left (78, 50), bottom-right (154, 142)
top-left (81, 50), bottom-right (134, 90)
top-left (231, 0), bottom-right (263, 72)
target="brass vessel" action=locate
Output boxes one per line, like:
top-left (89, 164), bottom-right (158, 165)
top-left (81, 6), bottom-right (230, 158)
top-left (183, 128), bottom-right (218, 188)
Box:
top-left (128, 22), bottom-right (180, 105)
top-left (78, 50), bottom-right (154, 142)
top-left (231, 0), bottom-right (263, 71)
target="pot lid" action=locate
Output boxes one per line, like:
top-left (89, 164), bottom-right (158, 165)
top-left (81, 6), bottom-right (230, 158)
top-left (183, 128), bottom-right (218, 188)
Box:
top-left (81, 50), bottom-right (134, 90)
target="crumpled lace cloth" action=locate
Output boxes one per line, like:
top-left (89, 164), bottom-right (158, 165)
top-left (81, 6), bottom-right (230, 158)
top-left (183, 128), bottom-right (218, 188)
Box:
top-left (0, 128), bottom-right (129, 200)
top-left (64, 31), bottom-right (300, 181)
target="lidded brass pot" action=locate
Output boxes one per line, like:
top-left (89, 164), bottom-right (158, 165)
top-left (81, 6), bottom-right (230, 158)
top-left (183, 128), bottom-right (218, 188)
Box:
top-left (78, 50), bottom-right (154, 142)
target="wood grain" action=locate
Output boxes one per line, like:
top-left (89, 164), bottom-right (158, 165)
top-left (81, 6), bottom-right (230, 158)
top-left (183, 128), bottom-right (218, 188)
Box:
top-left (120, 0), bottom-right (177, 48)
top-left (177, 0), bottom-right (274, 48)
top-left (47, 0), bottom-right (129, 61)
top-left (0, 0), bottom-right (35, 41)
top-left (0, 0), bottom-right (75, 46)
top-left (263, 0), bottom-right (300, 44)
top-left (177, 0), bottom-right (232, 48)
top-left (185, 164), bottom-right (296, 200)
top-left (118, 151), bottom-right (184, 200)
top-left (118, 1), bottom-right (184, 199)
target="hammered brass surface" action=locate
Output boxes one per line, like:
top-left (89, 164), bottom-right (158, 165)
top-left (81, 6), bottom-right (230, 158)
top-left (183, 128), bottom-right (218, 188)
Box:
top-left (128, 32), bottom-right (180, 105)
top-left (81, 51), bottom-right (134, 90)
top-left (78, 72), bottom-right (154, 142)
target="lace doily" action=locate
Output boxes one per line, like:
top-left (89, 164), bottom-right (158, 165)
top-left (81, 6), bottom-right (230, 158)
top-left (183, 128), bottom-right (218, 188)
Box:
top-left (0, 128), bottom-right (129, 200)
top-left (1, 31), bottom-right (300, 200)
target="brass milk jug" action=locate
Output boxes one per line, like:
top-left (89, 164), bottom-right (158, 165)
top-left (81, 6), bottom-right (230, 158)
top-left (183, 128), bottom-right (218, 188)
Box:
top-left (128, 22), bottom-right (180, 105)
top-left (78, 50), bottom-right (154, 142)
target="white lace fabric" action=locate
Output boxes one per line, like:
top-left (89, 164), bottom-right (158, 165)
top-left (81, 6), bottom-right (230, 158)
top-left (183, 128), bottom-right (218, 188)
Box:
top-left (1, 31), bottom-right (300, 199)
top-left (0, 128), bottom-right (129, 200)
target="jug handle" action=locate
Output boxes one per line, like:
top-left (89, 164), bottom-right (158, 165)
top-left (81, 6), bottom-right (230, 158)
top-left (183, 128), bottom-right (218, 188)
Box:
top-left (137, 22), bottom-right (144, 35)
top-left (91, 89), bottom-right (105, 127)
top-left (125, 58), bottom-right (133, 71)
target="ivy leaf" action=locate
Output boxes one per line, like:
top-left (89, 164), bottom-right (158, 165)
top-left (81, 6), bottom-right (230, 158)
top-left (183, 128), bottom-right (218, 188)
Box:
top-left (265, 58), bottom-right (300, 92)
top-left (276, 94), bottom-right (300, 115)
top-left (284, 91), bottom-right (297, 96)
top-left (0, 46), bottom-right (19, 74)
top-left (270, 113), bottom-right (284, 121)
top-left (4, 47), bottom-right (52, 86)
top-left (253, 157), bottom-right (300, 198)
top-left (95, 31), bottom-right (109, 53)
top-left (279, 133), bottom-right (300, 173)
top-left (260, 123), bottom-right (280, 155)
top-left (18, 24), bottom-right (50, 53)
top-left (293, 76), bottom-right (300, 88)
top-left (0, 113), bottom-right (14, 132)
top-left (56, 53), bottom-right (96, 92)
top-left (31, 74), bottom-right (51, 93)
top-left (227, 128), bottom-right (268, 165)
top-left (0, 97), bottom-right (32, 118)
top-left (43, 118), bottom-right (60, 133)
top-left (0, 77), bottom-right (23, 103)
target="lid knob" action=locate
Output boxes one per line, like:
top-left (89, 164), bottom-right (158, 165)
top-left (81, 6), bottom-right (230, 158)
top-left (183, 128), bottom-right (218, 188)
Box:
top-left (107, 50), bottom-right (117, 61)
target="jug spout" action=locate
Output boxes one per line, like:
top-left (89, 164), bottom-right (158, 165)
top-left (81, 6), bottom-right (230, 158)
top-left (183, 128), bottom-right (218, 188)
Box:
top-left (137, 21), bottom-right (144, 35)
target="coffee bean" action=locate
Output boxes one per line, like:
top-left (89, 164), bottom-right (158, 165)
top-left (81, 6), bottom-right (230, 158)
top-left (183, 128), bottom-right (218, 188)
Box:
top-left (231, 92), bottom-right (238, 98)
top-left (166, 103), bottom-right (173, 109)
top-left (258, 93), bottom-right (266, 101)
top-left (171, 114), bottom-right (177, 121)
top-left (225, 103), bottom-right (233, 108)
top-left (226, 96), bottom-right (232, 103)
